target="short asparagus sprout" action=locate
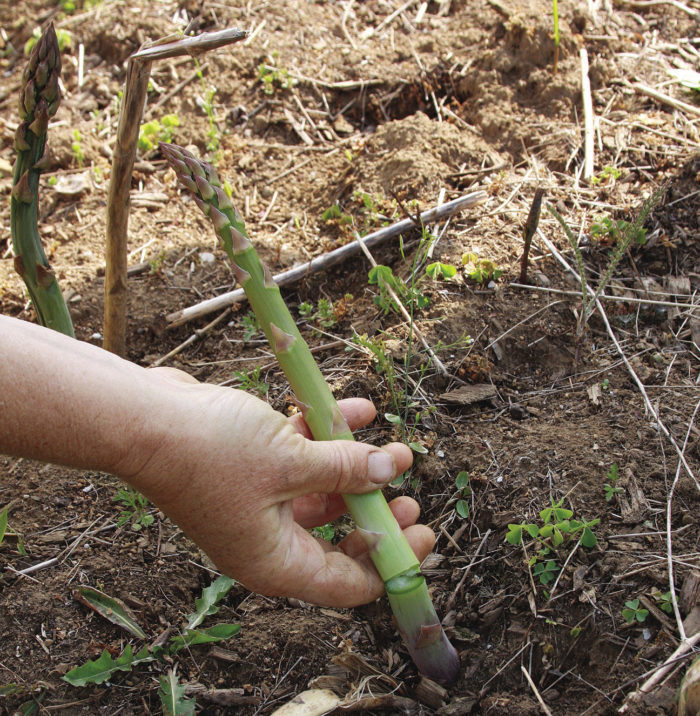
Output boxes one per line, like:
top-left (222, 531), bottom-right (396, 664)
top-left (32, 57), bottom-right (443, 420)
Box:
top-left (11, 23), bottom-right (74, 336)
top-left (160, 142), bottom-right (460, 685)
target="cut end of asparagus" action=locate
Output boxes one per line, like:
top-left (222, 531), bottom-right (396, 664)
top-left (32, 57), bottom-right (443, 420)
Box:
top-left (387, 572), bottom-right (460, 685)
top-left (411, 626), bottom-right (460, 685)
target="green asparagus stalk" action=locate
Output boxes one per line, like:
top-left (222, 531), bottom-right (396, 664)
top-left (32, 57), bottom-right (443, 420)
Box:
top-left (161, 142), bottom-right (460, 685)
top-left (10, 24), bottom-right (74, 336)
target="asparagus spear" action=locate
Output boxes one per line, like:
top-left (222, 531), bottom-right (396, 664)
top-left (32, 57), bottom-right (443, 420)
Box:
top-left (161, 143), bottom-right (460, 685)
top-left (11, 24), bottom-right (74, 336)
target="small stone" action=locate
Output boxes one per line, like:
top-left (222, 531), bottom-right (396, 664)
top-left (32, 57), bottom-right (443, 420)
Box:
top-left (52, 172), bottom-right (90, 198)
top-left (509, 403), bottom-right (527, 420)
top-left (533, 271), bottom-right (551, 287)
top-left (199, 251), bottom-right (215, 265)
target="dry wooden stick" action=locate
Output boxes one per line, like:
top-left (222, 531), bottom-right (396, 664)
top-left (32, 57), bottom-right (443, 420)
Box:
top-left (618, 631), bottom-right (700, 712)
top-left (580, 48), bottom-right (595, 180)
top-left (165, 190), bottom-right (487, 328)
top-left (624, 79), bottom-right (700, 118)
top-left (360, 0), bottom-right (420, 39)
top-left (103, 28), bottom-right (246, 356)
top-left (519, 188), bottom-right (545, 283)
top-left (151, 308), bottom-right (231, 367)
top-left (521, 665), bottom-right (554, 716)
top-left (103, 57), bottom-right (151, 356)
top-left (130, 27), bottom-right (247, 62)
top-left (619, 0), bottom-right (700, 18)
top-left (509, 282), bottom-right (700, 311)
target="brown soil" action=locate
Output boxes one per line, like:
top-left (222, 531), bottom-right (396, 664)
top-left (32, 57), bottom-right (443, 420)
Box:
top-left (1, 1), bottom-right (699, 714)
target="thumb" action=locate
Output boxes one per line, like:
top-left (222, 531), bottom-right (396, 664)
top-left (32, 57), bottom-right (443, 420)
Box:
top-left (285, 438), bottom-right (413, 498)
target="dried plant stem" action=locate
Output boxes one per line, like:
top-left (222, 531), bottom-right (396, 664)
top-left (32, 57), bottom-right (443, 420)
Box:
top-left (508, 283), bottom-right (700, 311)
top-left (104, 57), bottom-right (151, 356)
top-left (165, 191), bottom-right (487, 328)
top-left (519, 188), bottom-right (545, 283)
top-left (521, 665), bottom-right (554, 716)
top-left (625, 79), bottom-right (700, 118)
top-left (580, 48), bottom-right (595, 180)
top-left (619, 632), bottom-right (700, 712)
top-left (151, 308), bottom-right (231, 367)
top-left (665, 400), bottom-right (700, 643)
top-left (103, 28), bottom-right (246, 356)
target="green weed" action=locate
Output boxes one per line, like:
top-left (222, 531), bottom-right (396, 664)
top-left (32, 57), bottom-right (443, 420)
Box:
top-left (591, 166), bottom-right (623, 186)
top-left (63, 575), bottom-right (238, 690)
top-left (368, 264), bottom-right (429, 315)
top-left (71, 130), bottom-right (84, 167)
top-left (312, 523), bottom-right (335, 541)
top-left (461, 252), bottom-right (503, 283)
top-left (139, 114), bottom-right (179, 153)
top-left (148, 250), bottom-right (166, 275)
top-left (241, 311), bottom-right (261, 341)
top-left (590, 216), bottom-right (647, 247)
top-left (321, 204), bottom-right (353, 226)
top-left (233, 365), bottom-right (269, 397)
top-left (0, 507), bottom-right (7, 546)
top-left (454, 471), bottom-right (472, 519)
top-left (506, 497), bottom-right (599, 588)
top-left (547, 187), bottom-right (663, 343)
top-left (533, 559), bottom-right (559, 586)
top-left (159, 668), bottom-right (195, 716)
top-left (653, 590), bottom-right (674, 614)
top-left (112, 487), bottom-right (154, 531)
top-left (384, 410), bottom-right (431, 456)
top-left (59, 0), bottom-right (102, 13)
top-left (257, 52), bottom-right (296, 94)
top-left (604, 462), bottom-right (623, 502)
top-left (426, 262), bottom-right (458, 280)
top-left (299, 295), bottom-right (352, 328)
top-left (622, 598), bottom-right (649, 624)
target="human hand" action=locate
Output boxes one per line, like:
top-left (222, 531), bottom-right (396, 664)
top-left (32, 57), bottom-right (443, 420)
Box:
top-left (122, 371), bottom-right (435, 607)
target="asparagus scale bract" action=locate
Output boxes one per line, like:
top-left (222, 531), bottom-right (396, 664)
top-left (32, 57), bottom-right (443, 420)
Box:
top-left (161, 143), bottom-right (459, 685)
top-left (11, 24), bottom-right (74, 337)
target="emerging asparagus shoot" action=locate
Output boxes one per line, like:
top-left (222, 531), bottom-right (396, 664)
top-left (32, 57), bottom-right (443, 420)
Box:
top-left (11, 24), bottom-right (74, 336)
top-left (161, 142), bottom-right (459, 685)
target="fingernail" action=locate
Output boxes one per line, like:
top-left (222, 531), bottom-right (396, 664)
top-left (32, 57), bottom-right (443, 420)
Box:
top-left (368, 450), bottom-right (395, 483)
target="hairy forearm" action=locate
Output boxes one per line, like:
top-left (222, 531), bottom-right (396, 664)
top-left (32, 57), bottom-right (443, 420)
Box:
top-left (0, 315), bottom-right (173, 477)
